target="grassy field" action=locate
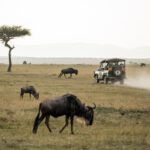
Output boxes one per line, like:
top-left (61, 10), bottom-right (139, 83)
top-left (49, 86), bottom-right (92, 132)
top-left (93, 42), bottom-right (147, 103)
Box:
top-left (0, 64), bottom-right (150, 150)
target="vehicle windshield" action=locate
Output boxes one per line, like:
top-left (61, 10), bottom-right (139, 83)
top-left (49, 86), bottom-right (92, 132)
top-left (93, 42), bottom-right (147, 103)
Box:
top-left (100, 62), bottom-right (108, 68)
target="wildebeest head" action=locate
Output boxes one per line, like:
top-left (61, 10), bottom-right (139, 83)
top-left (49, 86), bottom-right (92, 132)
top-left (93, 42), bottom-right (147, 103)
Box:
top-left (75, 69), bottom-right (78, 75)
top-left (84, 103), bottom-right (96, 126)
top-left (34, 92), bottom-right (39, 100)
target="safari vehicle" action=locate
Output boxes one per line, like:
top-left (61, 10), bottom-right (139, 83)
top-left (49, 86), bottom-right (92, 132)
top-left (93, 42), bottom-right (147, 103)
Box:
top-left (94, 58), bottom-right (126, 84)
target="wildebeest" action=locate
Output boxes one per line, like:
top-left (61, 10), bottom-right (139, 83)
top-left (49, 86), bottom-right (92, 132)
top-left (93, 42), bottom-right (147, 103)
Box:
top-left (58, 68), bottom-right (78, 78)
top-left (140, 63), bottom-right (146, 67)
top-left (20, 86), bottom-right (39, 100)
top-left (32, 94), bottom-right (96, 134)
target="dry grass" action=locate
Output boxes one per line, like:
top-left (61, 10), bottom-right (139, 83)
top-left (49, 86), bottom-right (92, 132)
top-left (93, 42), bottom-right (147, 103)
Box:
top-left (0, 64), bottom-right (150, 150)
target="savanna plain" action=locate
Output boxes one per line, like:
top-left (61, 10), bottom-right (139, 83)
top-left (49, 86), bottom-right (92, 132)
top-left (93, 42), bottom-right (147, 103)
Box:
top-left (0, 64), bottom-right (150, 150)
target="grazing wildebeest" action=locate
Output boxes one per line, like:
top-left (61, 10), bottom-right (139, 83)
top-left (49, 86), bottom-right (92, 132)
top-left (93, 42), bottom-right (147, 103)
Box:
top-left (20, 86), bottom-right (39, 100)
top-left (32, 94), bottom-right (96, 134)
top-left (58, 68), bottom-right (78, 78)
top-left (140, 63), bottom-right (146, 67)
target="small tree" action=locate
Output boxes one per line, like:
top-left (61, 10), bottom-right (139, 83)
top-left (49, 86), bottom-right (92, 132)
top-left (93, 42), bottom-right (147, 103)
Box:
top-left (0, 25), bottom-right (31, 72)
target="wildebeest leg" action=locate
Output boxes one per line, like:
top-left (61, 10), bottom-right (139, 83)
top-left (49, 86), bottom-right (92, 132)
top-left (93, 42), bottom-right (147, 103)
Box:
top-left (29, 93), bottom-right (31, 99)
top-left (59, 116), bottom-right (69, 133)
top-left (64, 73), bottom-right (67, 78)
top-left (69, 74), bottom-right (72, 78)
top-left (20, 93), bottom-right (23, 99)
top-left (70, 116), bottom-right (74, 134)
top-left (45, 115), bottom-right (52, 133)
top-left (58, 72), bottom-right (62, 78)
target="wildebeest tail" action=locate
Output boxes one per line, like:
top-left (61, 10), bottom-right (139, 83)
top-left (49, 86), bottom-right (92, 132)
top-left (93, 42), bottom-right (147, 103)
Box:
top-left (32, 103), bottom-right (42, 134)
top-left (20, 88), bottom-right (23, 99)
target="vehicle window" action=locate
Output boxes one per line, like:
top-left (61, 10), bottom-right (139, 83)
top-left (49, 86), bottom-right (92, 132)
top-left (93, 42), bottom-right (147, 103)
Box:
top-left (118, 61), bottom-right (125, 66)
top-left (109, 62), bottom-right (116, 66)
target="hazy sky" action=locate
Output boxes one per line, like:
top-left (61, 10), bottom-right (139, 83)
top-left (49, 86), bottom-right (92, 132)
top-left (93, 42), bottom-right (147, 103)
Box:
top-left (0, 0), bottom-right (150, 58)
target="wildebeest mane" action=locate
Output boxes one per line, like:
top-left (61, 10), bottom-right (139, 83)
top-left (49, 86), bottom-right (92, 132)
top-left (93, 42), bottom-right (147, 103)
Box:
top-left (63, 94), bottom-right (85, 116)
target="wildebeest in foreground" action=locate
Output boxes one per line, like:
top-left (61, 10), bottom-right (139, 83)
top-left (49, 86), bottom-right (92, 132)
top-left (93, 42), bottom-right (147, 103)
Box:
top-left (20, 86), bottom-right (39, 100)
top-left (32, 94), bottom-right (96, 134)
top-left (58, 68), bottom-right (78, 78)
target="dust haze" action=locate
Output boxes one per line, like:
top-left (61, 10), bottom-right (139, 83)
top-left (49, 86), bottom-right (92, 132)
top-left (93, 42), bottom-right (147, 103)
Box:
top-left (125, 67), bottom-right (150, 90)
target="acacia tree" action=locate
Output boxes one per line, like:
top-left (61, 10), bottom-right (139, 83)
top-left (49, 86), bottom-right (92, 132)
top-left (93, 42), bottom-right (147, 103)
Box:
top-left (0, 25), bottom-right (31, 72)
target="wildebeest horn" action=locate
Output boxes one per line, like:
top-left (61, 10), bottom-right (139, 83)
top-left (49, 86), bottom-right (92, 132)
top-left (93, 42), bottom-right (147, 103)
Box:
top-left (92, 103), bottom-right (96, 109)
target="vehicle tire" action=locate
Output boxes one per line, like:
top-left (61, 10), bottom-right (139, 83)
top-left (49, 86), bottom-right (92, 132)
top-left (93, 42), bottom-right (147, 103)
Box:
top-left (96, 75), bottom-right (100, 83)
top-left (104, 76), bottom-right (108, 84)
top-left (97, 79), bottom-right (100, 83)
